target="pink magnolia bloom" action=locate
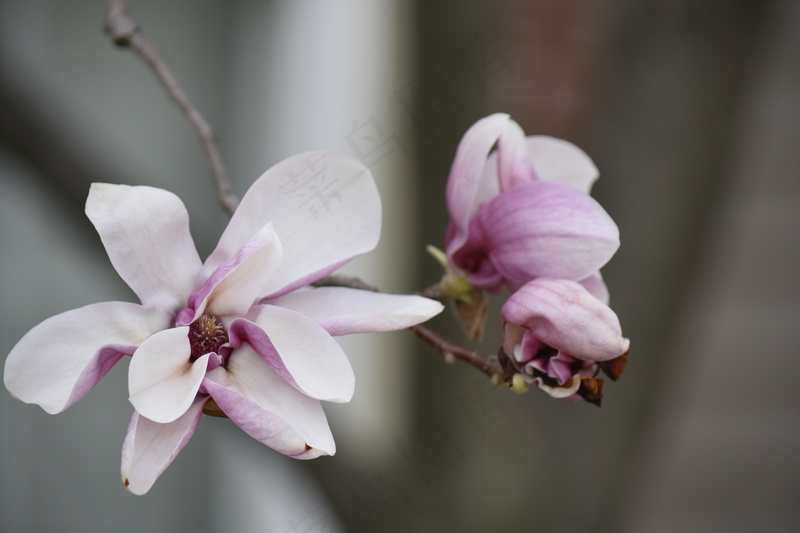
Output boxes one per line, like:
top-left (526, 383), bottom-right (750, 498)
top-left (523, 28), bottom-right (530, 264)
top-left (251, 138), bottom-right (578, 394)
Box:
top-left (4, 152), bottom-right (443, 494)
top-left (445, 113), bottom-right (620, 294)
top-left (501, 278), bottom-right (629, 404)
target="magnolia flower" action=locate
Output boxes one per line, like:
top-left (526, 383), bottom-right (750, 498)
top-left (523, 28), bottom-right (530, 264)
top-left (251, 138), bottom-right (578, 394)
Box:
top-left (445, 113), bottom-right (620, 295)
top-left (500, 278), bottom-right (629, 404)
top-left (4, 152), bottom-right (443, 494)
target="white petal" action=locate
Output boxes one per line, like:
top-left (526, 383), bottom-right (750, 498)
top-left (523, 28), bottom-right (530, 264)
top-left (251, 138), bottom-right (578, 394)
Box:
top-left (85, 183), bottom-right (202, 310)
top-left (228, 304), bottom-right (354, 402)
top-left (526, 136), bottom-right (599, 194)
top-left (202, 152), bottom-right (381, 298)
top-left (121, 398), bottom-right (206, 495)
top-left (204, 344), bottom-right (335, 458)
top-left (128, 327), bottom-right (209, 424)
top-left (268, 287), bottom-right (444, 335)
top-left (4, 301), bottom-right (172, 414)
top-left (188, 223), bottom-right (283, 321)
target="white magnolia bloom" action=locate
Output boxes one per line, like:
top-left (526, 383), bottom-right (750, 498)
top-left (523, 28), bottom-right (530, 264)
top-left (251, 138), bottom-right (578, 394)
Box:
top-left (4, 152), bottom-right (443, 494)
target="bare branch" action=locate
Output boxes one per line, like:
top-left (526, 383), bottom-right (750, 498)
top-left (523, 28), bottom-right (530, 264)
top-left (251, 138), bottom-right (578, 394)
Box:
top-left (104, 0), bottom-right (239, 217)
top-left (409, 324), bottom-right (502, 378)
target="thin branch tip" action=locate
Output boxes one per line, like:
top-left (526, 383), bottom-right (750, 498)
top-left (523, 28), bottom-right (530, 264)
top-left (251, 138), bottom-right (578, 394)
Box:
top-left (104, 0), bottom-right (137, 46)
top-left (410, 324), bottom-right (501, 379)
top-left (103, 0), bottom-right (239, 217)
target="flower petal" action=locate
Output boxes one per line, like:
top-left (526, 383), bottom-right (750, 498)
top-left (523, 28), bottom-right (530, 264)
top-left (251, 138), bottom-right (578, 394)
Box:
top-left (449, 215), bottom-right (505, 292)
top-left (204, 343), bottom-right (335, 458)
top-left (267, 287), bottom-right (444, 336)
top-left (185, 223), bottom-right (283, 323)
top-left (502, 278), bottom-right (629, 362)
top-left (227, 305), bottom-right (354, 403)
top-left (580, 271), bottom-right (610, 304)
top-left (478, 180), bottom-right (620, 285)
top-left (128, 327), bottom-right (210, 424)
top-left (4, 301), bottom-right (172, 414)
top-left (534, 375), bottom-right (581, 398)
top-left (85, 183), bottom-right (202, 310)
top-left (121, 397), bottom-right (206, 495)
top-left (497, 118), bottom-right (538, 191)
top-left (526, 136), bottom-right (599, 194)
top-left (202, 152), bottom-right (381, 298)
top-left (445, 113), bottom-right (509, 257)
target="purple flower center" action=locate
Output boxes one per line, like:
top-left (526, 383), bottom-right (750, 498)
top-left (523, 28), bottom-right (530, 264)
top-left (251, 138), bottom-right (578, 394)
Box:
top-left (188, 315), bottom-right (228, 362)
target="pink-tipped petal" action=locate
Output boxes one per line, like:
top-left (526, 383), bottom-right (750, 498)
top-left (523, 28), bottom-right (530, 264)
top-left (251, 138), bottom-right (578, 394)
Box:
top-left (204, 343), bottom-right (335, 458)
top-left (478, 180), bottom-right (620, 285)
top-left (121, 397), bottom-right (207, 495)
top-left (202, 152), bottom-right (381, 298)
top-left (502, 278), bottom-right (629, 362)
top-left (227, 305), bottom-right (354, 403)
top-left (187, 223), bottom-right (283, 322)
top-left (267, 287), bottom-right (444, 336)
top-left (128, 327), bottom-right (209, 424)
top-left (445, 113), bottom-right (510, 256)
top-left (497, 119), bottom-right (538, 191)
top-left (526, 136), bottom-right (599, 194)
top-left (85, 183), bottom-right (202, 311)
top-left (4, 302), bottom-right (172, 414)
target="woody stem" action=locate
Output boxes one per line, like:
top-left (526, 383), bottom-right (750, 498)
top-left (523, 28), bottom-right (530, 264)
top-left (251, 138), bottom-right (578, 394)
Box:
top-left (409, 324), bottom-right (501, 378)
top-left (103, 0), bottom-right (239, 217)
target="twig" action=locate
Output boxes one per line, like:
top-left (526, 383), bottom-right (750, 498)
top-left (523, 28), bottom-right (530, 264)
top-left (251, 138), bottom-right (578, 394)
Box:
top-left (314, 275), bottom-right (501, 379)
top-left (103, 0), bottom-right (239, 217)
top-left (409, 324), bottom-right (501, 378)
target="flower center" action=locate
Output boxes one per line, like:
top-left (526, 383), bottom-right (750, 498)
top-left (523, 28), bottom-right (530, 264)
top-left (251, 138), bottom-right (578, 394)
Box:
top-left (188, 314), bottom-right (228, 362)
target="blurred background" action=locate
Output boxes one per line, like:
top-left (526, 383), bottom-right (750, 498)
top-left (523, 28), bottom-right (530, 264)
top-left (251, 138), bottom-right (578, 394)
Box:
top-left (1, 0), bottom-right (798, 532)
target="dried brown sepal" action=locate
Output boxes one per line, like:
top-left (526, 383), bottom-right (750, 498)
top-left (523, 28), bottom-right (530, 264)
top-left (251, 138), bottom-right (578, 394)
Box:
top-left (598, 349), bottom-right (629, 381)
top-left (202, 398), bottom-right (228, 418)
top-left (454, 287), bottom-right (489, 341)
top-left (578, 376), bottom-right (604, 407)
top-left (496, 345), bottom-right (522, 384)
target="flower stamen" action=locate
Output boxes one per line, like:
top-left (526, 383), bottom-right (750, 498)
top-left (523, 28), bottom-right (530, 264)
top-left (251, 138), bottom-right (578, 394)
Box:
top-left (188, 314), bottom-right (228, 362)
